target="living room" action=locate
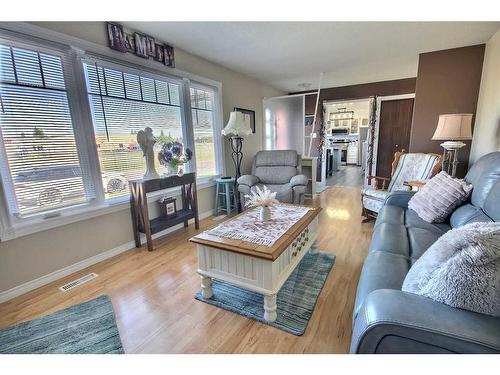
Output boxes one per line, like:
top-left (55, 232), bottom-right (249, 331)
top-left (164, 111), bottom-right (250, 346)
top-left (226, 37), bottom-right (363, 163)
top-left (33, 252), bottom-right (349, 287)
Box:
top-left (0, 1), bottom-right (499, 372)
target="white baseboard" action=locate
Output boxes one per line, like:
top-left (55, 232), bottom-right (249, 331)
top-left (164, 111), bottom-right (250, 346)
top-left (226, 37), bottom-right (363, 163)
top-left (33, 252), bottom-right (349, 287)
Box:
top-left (0, 209), bottom-right (214, 303)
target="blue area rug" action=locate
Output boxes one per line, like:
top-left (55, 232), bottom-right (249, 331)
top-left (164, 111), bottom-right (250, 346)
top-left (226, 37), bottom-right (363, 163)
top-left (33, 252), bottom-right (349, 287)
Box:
top-left (0, 295), bottom-right (124, 354)
top-left (195, 251), bottom-right (335, 335)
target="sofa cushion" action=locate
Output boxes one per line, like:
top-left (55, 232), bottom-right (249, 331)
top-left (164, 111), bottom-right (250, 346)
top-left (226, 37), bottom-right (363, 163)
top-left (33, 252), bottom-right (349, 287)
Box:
top-left (353, 251), bottom-right (410, 317)
top-left (369, 223), bottom-right (409, 257)
top-left (407, 227), bottom-right (442, 261)
top-left (251, 183), bottom-right (292, 203)
top-left (405, 209), bottom-right (451, 235)
top-left (254, 166), bottom-right (297, 184)
top-left (450, 203), bottom-right (494, 228)
top-left (362, 187), bottom-right (389, 214)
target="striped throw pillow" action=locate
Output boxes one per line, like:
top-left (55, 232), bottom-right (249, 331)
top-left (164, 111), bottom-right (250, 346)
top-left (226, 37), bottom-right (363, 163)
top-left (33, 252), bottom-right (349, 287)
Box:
top-left (408, 171), bottom-right (473, 223)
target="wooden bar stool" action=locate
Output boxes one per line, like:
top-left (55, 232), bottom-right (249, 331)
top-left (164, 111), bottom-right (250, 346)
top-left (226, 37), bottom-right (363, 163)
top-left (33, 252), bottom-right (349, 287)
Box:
top-left (215, 177), bottom-right (238, 216)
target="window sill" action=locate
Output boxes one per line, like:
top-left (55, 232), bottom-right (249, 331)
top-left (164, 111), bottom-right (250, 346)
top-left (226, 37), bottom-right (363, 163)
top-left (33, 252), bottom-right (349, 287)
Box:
top-left (4, 176), bottom-right (217, 241)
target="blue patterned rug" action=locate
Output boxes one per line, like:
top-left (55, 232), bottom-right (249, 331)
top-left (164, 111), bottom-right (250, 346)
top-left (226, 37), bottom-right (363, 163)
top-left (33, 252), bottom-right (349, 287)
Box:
top-left (195, 251), bottom-right (335, 335)
top-left (0, 295), bottom-right (124, 354)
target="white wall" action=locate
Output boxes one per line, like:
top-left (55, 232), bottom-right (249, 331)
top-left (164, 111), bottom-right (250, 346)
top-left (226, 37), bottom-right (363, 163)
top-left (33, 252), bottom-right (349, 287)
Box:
top-left (470, 29), bottom-right (500, 163)
top-left (0, 22), bottom-right (284, 295)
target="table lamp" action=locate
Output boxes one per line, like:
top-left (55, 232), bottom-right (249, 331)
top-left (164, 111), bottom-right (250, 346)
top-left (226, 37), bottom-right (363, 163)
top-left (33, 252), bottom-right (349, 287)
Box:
top-left (432, 113), bottom-right (473, 177)
top-left (222, 111), bottom-right (252, 181)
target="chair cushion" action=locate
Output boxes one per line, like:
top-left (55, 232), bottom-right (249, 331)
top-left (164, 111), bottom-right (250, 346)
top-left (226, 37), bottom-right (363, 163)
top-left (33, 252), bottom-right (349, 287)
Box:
top-left (251, 183), bottom-right (293, 203)
top-left (369, 223), bottom-right (410, 257)
top-left (255, 166), bottom-right (297, 184)
top-left (362, 187), bottom-right (389, 214)
top-left (388, 153), bottom-right (440, 192)
top-left (254, 150), bottom-right (298, 167)
top-left (408, 171), bottom-right (473, 223)
top-left (353, 251), bottom-right (410, 317)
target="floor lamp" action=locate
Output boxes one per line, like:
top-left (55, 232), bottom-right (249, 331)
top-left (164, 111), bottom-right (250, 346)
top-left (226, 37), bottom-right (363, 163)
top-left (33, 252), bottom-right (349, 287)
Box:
top-left (432, 114), bottom-right (473, 177)
top-left (222, 111), bottom-right (252, 211)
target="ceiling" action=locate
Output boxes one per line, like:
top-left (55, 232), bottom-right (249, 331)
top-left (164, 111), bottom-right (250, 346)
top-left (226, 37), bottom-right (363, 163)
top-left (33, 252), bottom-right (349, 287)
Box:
top-left (122, 22), bottom-right (500, 92)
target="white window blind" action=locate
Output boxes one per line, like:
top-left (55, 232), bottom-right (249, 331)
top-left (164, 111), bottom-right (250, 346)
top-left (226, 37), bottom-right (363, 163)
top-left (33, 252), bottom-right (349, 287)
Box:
top-left (83, 60), bottom-right (185, 199)
top-left (0, 43), bottom-right (89, 216)
top-left (190, 86), bottom-right (217, 177)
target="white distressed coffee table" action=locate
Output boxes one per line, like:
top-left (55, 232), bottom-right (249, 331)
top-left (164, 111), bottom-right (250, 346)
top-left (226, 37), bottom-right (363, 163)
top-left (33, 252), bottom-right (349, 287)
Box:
top-left (189, 205), bottom-right (321, 322)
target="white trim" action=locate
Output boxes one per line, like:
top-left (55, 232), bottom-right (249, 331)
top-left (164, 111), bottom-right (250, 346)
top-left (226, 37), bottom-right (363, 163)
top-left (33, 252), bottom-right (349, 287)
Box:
top-left (4, 179), bottom-right (215, 241)
top-left (0, 209), bottom-right (214, 303)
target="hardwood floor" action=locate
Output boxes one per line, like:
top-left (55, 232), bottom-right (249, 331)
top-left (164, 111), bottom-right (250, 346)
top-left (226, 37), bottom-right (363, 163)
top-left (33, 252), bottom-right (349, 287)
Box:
top-left (326, 165), bottom-right (365, 187)
top-left (0, 186), bottom-right (374, 353)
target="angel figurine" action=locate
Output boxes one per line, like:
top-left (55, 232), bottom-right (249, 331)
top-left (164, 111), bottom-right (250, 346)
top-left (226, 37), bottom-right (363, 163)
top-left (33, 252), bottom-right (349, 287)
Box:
top-left (137, 127), bottom-right (159, 179)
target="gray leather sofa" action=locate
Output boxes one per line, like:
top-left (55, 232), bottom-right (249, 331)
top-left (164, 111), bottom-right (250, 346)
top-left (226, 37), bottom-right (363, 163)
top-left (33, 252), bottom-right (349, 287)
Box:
top-left (351, 152), bottom-right (500, 354)
top-left (237, 150), bottom-right (308, 205)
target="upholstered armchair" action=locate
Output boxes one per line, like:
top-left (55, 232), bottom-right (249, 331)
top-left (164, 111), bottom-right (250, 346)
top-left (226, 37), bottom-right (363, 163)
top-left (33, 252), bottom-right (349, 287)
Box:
top-left (237, 150), bottom-right (308, 205)
top-left (362, 151), bottom-right (442, 220)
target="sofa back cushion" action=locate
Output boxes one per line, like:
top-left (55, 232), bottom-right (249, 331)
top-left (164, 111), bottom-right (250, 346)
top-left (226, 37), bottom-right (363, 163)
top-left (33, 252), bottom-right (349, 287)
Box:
top-left (402, 222), bottom-right (500, 318)
top-left (450, 204), bottom-right (494, 228)
top-left (464, 152), bottom-right (500, 211)
top-left (253, 150), bottom-right (299, 184)
top-left (408, 171), bottom-right (472, 223)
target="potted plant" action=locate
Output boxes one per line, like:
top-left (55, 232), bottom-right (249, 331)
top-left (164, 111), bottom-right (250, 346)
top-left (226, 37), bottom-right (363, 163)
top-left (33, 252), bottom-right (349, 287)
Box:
top-left (244, 185), bottom-right (279, 221)
top-left (158, 141), bottom-right (193, 176)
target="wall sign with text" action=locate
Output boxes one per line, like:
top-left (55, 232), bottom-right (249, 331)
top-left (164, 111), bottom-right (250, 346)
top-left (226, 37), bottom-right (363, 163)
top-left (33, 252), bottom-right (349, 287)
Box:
top-left (106, 22), bottom-right (175, 68)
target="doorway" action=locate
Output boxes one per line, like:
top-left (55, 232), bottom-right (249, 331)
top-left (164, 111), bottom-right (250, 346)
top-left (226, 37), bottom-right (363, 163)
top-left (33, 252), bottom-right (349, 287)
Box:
top-left (322, 99), bottom-right (371, 187)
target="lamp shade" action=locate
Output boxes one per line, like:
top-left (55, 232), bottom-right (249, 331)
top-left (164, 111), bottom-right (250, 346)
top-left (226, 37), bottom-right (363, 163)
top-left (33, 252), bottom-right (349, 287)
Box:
top-left (222, 111), bottom-right (252, 137)
top-left (432, 114), bottom-right (473, 140)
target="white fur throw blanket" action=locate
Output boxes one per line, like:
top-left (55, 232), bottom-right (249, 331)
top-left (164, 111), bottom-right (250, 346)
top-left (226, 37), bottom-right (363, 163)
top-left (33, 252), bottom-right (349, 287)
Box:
top-left (402, 222), bottom-right (500, 317)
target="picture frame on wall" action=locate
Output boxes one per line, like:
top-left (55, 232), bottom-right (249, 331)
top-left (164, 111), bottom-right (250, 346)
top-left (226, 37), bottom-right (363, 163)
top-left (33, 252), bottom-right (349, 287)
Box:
top-left (305, 115), bottom-right (315, 126)
top-left (234, 107), bottom-right (256, 134)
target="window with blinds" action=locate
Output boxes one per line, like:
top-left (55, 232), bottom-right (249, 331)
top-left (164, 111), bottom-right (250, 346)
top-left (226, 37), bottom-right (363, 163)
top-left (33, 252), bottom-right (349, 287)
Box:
top-left (0, 43), bottom-right (87, 216)
top-left (83, 61), bottom-right (184, 199)
top-left (191, 86), bottom-right (217, 177)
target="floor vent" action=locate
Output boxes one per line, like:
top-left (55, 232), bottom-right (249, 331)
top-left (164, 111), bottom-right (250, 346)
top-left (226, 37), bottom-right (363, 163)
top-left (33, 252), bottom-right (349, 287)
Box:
top-left (59, 273), bottom-right (98, 292)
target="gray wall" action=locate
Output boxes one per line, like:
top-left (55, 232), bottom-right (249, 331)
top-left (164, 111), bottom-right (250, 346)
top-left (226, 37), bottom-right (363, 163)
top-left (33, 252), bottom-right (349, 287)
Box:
top-left (0, 22), bottom-right (284, 293)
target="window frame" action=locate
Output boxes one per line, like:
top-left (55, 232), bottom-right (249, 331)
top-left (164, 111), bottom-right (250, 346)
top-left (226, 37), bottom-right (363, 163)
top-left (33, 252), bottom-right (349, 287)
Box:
top-left (0, 23), bottom-right (225, 240)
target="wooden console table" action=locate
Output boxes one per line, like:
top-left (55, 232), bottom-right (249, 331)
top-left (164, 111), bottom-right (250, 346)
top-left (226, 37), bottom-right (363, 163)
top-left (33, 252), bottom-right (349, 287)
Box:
top-left (129, 173), bottom-right (199, 251)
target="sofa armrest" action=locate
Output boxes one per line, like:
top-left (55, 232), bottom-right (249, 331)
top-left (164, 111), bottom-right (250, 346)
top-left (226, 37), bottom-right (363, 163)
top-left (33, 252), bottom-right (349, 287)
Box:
top-left (383, 191), bottom-right (416, 208)
top-left (237, 175), bottom-right (259, 187)
top-left (289, 174), bottom-right (308, 187)
top-left (351, 289), bottom-right (500, 353)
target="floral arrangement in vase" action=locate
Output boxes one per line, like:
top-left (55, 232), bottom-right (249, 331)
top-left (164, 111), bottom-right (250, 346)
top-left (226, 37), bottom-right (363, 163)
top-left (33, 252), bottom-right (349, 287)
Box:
top-left (158, 141), bottom-right (193, 176)
top-left (244, 185), bottom-right (279, 221)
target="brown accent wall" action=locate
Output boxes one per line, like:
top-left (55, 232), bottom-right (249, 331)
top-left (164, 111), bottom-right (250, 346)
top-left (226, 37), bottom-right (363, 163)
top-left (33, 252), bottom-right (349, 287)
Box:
top-left (410, 44), bottom-right (485, 177)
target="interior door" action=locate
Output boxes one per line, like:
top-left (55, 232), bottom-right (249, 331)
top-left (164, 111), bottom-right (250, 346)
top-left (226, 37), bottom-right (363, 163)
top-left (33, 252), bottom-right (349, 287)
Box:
top-left (376, 98), bottom-right (414, 178)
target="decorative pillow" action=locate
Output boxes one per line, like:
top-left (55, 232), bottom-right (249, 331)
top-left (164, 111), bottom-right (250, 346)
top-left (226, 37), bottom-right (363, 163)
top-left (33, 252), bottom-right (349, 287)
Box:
top-left (402, 222), bottom-right (500, 317)
top-left (408, 171), bottom-right (473, 223)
